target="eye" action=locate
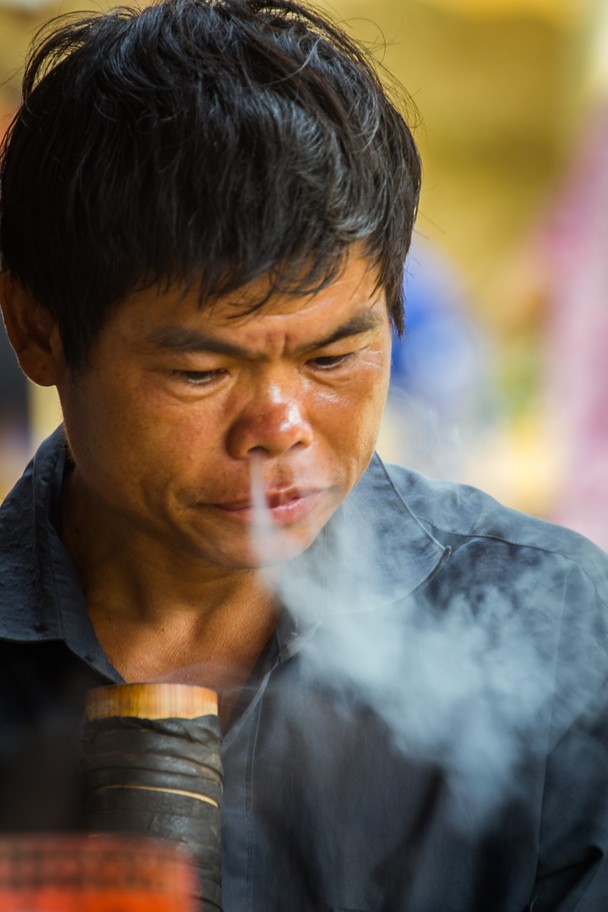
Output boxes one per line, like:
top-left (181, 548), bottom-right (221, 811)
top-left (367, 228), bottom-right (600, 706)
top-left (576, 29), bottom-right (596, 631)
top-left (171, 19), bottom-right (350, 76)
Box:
top-left (173, 369), bottom-right (227, 386)
top-left (308, 353), bottom-right (355, 371)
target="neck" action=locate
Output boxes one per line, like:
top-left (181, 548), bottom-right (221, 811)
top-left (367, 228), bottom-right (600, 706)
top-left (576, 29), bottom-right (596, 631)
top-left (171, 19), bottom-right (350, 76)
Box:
top-left (60, 469), bottom-right (280, 704)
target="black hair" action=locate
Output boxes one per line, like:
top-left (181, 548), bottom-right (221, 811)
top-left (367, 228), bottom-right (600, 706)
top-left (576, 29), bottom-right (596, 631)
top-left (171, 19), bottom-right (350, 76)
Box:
top-left (0, 0), bottom-right (421, 370)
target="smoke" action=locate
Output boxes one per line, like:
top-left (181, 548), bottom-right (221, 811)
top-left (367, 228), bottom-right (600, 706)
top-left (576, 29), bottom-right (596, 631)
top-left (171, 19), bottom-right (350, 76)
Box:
top-left (249, 452), bottom-right (276, 566)
top-left (378, 388), bottom-right (467, 483)
top-left (252, 466), bottom-right (604, 831)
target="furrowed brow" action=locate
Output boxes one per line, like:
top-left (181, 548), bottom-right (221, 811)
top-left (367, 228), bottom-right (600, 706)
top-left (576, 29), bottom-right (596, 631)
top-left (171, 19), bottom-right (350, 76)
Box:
top-left (299, 310), bottom-right (385, 352)
top-left (145, 327), bottom-right (246, 357)
top-left (145, 309), bottom-right (384, 358)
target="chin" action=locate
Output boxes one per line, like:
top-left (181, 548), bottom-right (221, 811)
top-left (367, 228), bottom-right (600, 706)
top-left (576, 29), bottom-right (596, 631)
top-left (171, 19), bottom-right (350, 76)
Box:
top-left (223, 528), bottom-right (318, 570)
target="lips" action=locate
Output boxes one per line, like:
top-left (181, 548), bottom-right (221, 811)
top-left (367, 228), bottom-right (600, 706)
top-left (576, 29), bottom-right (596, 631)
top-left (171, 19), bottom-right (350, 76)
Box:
top-left (216, 487), bottom-right (320, 511)
top-left (210, 486), bottom-right (325, 526)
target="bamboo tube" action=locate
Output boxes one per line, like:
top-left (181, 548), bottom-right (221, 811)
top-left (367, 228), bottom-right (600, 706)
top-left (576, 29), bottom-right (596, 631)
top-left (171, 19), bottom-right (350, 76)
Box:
top-left (82, 683), bottom-right (223, 912)
top-left (85, 682), bottom-right (218, 722)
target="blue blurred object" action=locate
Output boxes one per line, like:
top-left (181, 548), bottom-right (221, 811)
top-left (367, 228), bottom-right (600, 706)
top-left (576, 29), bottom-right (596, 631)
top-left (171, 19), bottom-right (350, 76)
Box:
top-left (391, 238), bottom-right (485, 419)
top-left (381, 237), bottom-right (490, 478)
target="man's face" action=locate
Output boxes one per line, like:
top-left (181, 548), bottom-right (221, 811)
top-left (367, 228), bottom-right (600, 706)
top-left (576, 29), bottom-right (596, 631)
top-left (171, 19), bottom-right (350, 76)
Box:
top-left (58, 253), bottom-right (392, 570)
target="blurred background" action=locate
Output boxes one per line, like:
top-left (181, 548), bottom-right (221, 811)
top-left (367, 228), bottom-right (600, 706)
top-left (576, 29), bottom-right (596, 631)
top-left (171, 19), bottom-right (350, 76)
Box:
top-left (0, 0), bottom-right (607, 548)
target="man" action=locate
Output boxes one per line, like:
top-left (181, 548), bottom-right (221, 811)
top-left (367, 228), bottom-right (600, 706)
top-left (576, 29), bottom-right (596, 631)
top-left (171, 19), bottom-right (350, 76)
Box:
top-left (0, 0), bottom-right (607, 909)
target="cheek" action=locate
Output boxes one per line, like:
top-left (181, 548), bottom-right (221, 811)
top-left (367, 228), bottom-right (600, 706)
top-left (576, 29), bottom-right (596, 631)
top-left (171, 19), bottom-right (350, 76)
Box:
top-left (322, 368), bottom-right (389, 455)
top-left (354, 357), bottom-right (391, 440)
top-left (348, 352), bottom-right (391, 415)
top-left (62, 381), bottom-right (187, 482)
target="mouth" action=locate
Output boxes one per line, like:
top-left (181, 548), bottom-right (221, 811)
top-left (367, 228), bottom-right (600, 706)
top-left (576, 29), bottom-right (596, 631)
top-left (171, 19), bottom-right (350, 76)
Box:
top-left (212, 487), bottom-right (324, 525)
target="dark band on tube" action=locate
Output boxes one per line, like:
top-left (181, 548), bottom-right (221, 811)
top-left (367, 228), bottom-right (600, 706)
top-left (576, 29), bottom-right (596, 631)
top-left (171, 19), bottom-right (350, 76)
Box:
top-left (82, 714), bottom-right (223, 911)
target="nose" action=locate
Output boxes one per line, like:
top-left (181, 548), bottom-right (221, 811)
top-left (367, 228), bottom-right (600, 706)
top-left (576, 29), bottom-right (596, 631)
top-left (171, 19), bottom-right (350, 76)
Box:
top-left (226, 379), bottom-right (314, 460)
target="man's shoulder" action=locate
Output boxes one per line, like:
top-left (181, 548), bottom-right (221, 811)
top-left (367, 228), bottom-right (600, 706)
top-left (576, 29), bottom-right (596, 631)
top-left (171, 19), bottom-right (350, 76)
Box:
top-left (379, 460), bottom-right (608, 597)
top-left (0, 427), bottom-right (64, 549)
top-left (0, 428), bottom-right (68, 640)
top-left (0, 455), bottom-right (40, 623)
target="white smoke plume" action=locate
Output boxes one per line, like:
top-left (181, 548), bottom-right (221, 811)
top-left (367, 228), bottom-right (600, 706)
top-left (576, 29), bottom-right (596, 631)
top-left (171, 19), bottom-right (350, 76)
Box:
top-left (252, 463), bottom-right (605, 831)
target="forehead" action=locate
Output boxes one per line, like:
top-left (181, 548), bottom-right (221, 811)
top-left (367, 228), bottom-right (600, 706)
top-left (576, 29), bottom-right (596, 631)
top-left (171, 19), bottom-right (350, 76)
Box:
top-left (122, 254), bottom-right (387, 339)
top-left (216, 255), bottom-right (381, 319)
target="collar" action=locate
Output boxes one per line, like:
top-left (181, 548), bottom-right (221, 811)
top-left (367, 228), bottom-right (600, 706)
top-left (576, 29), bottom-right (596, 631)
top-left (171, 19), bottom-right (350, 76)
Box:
top-left (272, 453), bottom-right (450, 652)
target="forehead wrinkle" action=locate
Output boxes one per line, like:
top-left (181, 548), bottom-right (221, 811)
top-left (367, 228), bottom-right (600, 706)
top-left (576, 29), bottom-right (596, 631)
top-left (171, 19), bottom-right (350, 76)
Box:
top-left (303, 308), bottom-right (385, 351)
top-left (144, 325), bottom-right (246, 357)
top-left (235, 286), bottom-right (387, 355)
top-left (141, 300), bottom-right (386, 360)
top-left (143, 299), bottom-right (383, 359)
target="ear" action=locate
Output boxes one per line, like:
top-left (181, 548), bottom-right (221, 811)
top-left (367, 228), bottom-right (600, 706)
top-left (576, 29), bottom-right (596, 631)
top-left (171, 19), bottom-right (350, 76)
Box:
top-left (0, 272), bottom-right (65, 387)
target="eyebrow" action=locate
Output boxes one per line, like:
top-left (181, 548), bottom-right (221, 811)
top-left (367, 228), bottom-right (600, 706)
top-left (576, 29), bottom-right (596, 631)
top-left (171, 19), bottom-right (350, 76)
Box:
top-left (145, 309), bottom-right (384, 358)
